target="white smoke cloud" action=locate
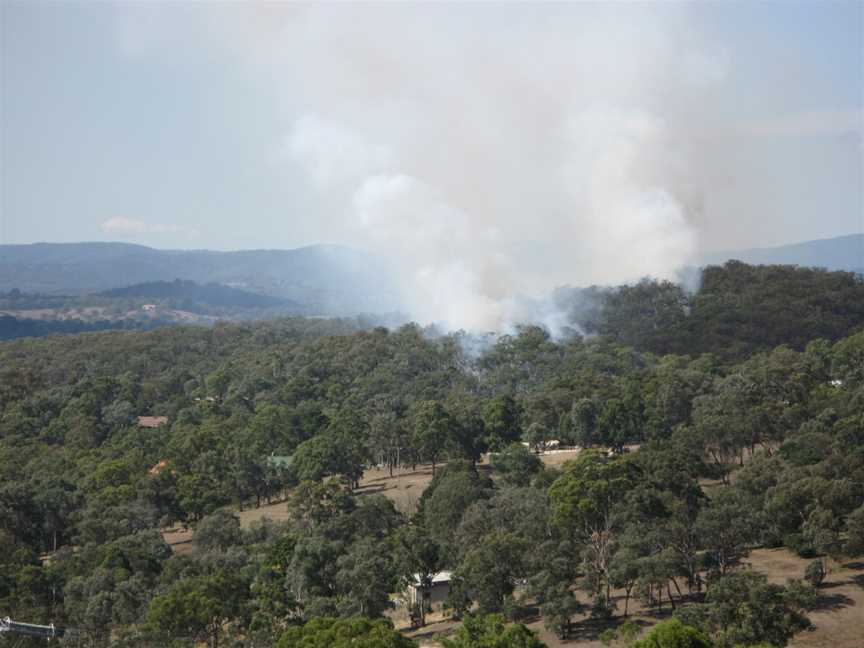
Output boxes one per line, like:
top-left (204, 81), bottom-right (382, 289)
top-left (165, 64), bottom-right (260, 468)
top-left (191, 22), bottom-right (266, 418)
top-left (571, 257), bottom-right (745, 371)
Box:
top-left (741, 108), bottom-right (864, 138)
top-left (285, 115), bottom-right (396, 188)
top-left (115, 3), bottom-right (731, 332)
top-left (350, 171), bottom-right (511, 330)
top-left (562, 107), bottom-right (698, 284)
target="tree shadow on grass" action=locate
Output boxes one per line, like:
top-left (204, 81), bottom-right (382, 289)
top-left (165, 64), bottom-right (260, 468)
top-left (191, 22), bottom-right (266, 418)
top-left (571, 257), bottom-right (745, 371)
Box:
top-left (353, 483), bottom-right (391, 496)
top-left (561, 616), bottom-right (654, 644)
top-left (813, 592), bottom-right (855, 611)
top-left (641, 607), bottom-right (677, 621)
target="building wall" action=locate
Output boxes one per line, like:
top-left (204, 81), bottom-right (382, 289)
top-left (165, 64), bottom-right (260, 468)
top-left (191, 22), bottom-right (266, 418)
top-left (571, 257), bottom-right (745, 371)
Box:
top-left (408, 582), bottom-right (451, 609)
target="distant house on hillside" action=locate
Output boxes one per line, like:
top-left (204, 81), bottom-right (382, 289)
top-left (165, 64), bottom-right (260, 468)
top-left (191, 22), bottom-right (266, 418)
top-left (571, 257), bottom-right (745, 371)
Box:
top-left (141, 304), bottom-right (157, 312)
top-left (407, 571), bottom-right (452, 612)
top-left (138, 416), bottom-right (168, 428)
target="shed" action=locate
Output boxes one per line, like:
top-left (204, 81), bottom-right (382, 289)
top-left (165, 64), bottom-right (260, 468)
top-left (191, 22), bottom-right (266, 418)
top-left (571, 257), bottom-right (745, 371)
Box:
top-left (137, 416), bottom-right (169, 428)
top-left (407, 571), bottom-right (452, 610)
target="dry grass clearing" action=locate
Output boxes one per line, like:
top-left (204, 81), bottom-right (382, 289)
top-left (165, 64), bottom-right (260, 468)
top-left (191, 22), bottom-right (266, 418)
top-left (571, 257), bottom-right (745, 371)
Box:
top-left (236, 499), bottom-right (293, 527)
top-left (536, 447), bottom-right (585, 468)
top-left (356, 465), bottom-right (437, 515)
top-left (166, 449), bottom-right (586, 548)
top-left (163, 448), bottom-right (587, 546)
top-left (744, 548), bottom-right (864, 648)
top-left (162, 526), bottom-right (194, 555)
top-left (357, 448), bottom-right (584, 515)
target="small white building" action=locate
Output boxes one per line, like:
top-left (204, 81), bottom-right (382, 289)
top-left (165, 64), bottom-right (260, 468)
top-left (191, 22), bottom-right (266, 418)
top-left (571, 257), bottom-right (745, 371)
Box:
top-left (407, 571), bottom-right (452, 610)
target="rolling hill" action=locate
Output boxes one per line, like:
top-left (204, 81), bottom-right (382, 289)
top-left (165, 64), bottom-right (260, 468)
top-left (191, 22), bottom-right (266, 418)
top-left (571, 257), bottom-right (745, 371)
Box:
top-left (0, 242), bottom-right (398, 315)
top-left (703, 233), bottom-right (864, 273)
top-left (2, 234), bottom-right (860, 320)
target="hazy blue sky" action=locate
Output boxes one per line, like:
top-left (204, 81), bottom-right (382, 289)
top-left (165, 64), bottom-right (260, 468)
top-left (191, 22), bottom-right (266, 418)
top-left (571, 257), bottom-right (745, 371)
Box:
top-left (1, 1), bottom-right (861, 261)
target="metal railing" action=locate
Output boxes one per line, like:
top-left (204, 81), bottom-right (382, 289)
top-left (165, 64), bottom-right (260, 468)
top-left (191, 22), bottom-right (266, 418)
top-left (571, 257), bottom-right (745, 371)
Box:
top-left (0, 617), bottom-right (66, 639)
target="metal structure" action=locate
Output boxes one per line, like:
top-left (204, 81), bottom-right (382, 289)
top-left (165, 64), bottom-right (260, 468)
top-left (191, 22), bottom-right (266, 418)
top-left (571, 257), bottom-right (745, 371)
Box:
top-left (0, 617), bottom-right (66, 640)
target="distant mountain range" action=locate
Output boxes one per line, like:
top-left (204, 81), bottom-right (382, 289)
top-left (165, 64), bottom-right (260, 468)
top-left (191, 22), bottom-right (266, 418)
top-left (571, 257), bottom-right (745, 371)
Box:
top-left (0, 242), bottom-right (399, 315)
top-left (1, 235), bottom-right (860, 319)
top-left (703, 233), bottom-right (863, 273)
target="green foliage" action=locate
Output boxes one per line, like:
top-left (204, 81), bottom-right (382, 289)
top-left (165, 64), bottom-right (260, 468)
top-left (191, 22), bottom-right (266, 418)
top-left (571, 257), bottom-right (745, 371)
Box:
top-left (844, 504), bottom-right (864, 555)
top-left (778, 432), bottom-right (831, 467)
top-left (413, 401), bottom-right (456, 471)
top-left (549, 451), bottom-right (639, 536)
top-left (66, 561), bottom-right (162, 636)
top-left (598, 620), bottom-right (644, 647)
top-left (803, 559), bottom-right (826, 587)
top-left (584, 263), bottom-right (864, 361)
top-left (419, 462), bottom-right (493, 555)
top-left (454, 531), bottom-right (528, 614)
top-left (276, 616), bottom-right (416, 648)
top-left (439, 613), bottom-right (548, 648)
top-left (0, 313), bottom-right (158, 340)
top-left (675, 571), bottom-right (813, 648)
top-left (696, 489), bottom-right (759, 575)
top-left (631, 618), bottom-right (711, 648)
top-left (2, 266), bottom-right (864, 645)
top-left (570, 397), bottom-right (599, 447)
top-left (193, 510), bottom-right (242, 552)
top-left (292, 426), bottom-right (366, 488)
top-left (491, 443), bottom-right (542, 487)
top-left (597, 395), bottom-right (644, 451)
top-left (484, 396), bottom-right (523, 452)
top-left (146, 570), bottom-right (247, 647)
top-left (618, 620), bottom-right (643, 644)
top-left (287, 479), bottom-right (356, 527)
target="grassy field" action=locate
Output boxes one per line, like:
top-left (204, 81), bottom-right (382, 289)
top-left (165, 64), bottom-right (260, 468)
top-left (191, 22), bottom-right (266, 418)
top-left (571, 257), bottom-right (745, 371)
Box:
top-left (228, 448), bottom-right (586, 527)
top-left (746, 549), bottom-right (864, 648)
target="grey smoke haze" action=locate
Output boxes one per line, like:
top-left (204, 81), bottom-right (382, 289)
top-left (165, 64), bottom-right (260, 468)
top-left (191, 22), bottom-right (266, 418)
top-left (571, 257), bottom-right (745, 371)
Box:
top-left (151, 3), bottom-right (713, 331)
top-left (107, 3), bottom-right (860, 331)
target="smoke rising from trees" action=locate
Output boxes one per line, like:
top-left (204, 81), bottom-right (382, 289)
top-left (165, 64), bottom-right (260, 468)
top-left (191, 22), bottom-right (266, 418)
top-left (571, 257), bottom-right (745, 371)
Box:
top-left (118, 3), bottom-right (733, 331)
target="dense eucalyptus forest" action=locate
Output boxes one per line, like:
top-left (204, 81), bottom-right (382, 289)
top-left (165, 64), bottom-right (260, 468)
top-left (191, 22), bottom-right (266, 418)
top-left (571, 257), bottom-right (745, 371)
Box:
top-left (1, 261), bottom-right (863, 647)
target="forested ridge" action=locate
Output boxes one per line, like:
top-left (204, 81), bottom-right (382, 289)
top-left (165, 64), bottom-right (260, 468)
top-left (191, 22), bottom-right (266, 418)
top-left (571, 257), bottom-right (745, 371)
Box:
top-left (3, 261), bottom-right (863, 355)
top-left (0, 314), bottom-right (163, 341)
top-left (572, 261), bottom-right (864, 359)
top-left (99, 280), bottom-right (294, 310)
top-left (1, 262), bottom-right (864, 647)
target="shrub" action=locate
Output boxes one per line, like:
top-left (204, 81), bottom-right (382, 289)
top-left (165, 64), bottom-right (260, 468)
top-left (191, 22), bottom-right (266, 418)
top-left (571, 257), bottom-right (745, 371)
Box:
top-left (804, 559), bottom-right (826, 588)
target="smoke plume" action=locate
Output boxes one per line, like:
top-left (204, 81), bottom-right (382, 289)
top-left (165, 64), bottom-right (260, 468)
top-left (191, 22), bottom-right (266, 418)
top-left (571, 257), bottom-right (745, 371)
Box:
top-left (118, 3), bottom-right (731, 332)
